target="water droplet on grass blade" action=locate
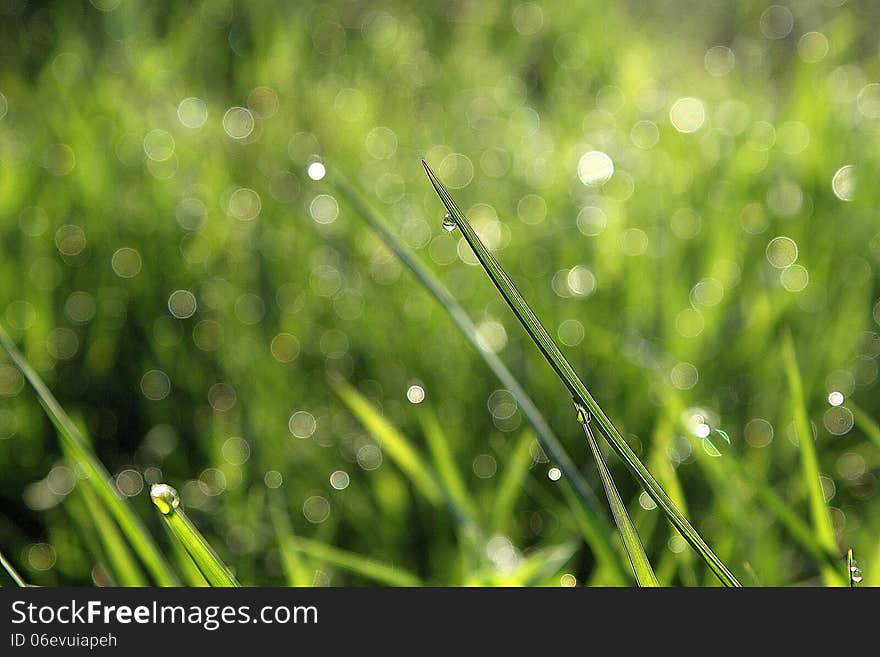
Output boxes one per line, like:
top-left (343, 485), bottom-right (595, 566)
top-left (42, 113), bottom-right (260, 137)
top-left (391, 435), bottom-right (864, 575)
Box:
top-left (848, 548), bottom-right (863, 586)
top-left (701, 428), bottom-right (731, 457)
top-left (150, 483), bottom-right (180, 515)
top-left (573, 401), bottom-right (588, 425)
top-left (442, 212), bottom-right (457, 232)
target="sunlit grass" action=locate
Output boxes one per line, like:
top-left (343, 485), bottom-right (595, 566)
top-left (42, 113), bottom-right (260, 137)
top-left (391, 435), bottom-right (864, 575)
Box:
top-left (423, 160), bottom-right (740, 587)
top-left (0, 0), bottom-right (878, 589)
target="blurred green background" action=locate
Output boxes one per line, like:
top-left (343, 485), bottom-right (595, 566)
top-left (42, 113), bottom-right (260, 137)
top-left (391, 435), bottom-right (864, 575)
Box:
top-left (0, 0), bottom-right (878, 586)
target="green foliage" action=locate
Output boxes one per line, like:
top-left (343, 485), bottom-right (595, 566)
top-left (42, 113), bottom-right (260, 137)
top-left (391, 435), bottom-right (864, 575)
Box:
top-left (575, 403), bottom-right (658, 587)
top-left (0, 0), bottom-right (878, 588)
top-left (423, 161), bottom-right (738, 586)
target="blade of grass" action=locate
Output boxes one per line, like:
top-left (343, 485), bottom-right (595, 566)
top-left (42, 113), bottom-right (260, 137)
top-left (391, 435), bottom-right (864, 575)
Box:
top-left (422, 160), bottom-right (741, 587)
top-left (737, 463), bottom-right (839, 571)
top-left (150, 483), bottom-right (239, 587)
top-left (0, 324), bottom-right (178, 585)
top-left (419, 407), bottom-right (479, 525)
top-left (285, 536), bottom-right (422, 586)
top-left (781, 332), bottom-right (844, 586)
top-left (64, 493), bottom-right (116, 585)
top-left (268, 494), bottom-right (313, 587)
top-left (489, 430), bottom-right (535, 534)
top-left (466, 541), bottom-right (578, 586)
top-left (848, 402), bottom-right (880, 450)
top-left (0, 548), bottom-right (27, 587)
top-left (330, 375), bottom-right (444, 506)
top-left (325, 171), bottom-right (608, 524)
top-left (557, 479), bottom-right (630, 585)
top-left (575, 402), bottom-right (659, 587)
top-left (162, 522), bottom-right (210, 587)
top-left (74, 475), bottom-right (148, 586)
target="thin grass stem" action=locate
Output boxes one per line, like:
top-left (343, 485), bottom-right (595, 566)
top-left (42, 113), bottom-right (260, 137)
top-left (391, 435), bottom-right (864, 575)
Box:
top-left (574, 401), bottom-right (659, 587)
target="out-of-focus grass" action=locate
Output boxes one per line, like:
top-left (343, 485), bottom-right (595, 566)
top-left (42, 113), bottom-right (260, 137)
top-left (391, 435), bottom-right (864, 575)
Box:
top-left (0, 0), bottom-right (878, 587)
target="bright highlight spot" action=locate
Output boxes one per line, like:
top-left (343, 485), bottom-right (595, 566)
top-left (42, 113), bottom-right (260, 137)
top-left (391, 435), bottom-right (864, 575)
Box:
top-left (577, 150), bottom-right (614, 186)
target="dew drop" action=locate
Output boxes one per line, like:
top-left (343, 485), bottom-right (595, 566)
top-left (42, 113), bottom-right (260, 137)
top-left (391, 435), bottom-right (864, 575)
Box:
top-left (442, 212), bottom-right (457, 232)
top-left (150, 483), bottom-right (180, 515)
top-left (848, 548), bottom-right (863, 586)
top-left (572, 399), bottom-right (590, 426)
top-left (701, 428), bottom-right (731, 458)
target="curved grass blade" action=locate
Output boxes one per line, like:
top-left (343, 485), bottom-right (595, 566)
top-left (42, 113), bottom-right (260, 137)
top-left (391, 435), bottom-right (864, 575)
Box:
top-left (285, 536), bottom-right (421, 587)
top-left (423, 160), bottom-right (740, 587)
top-left (325, 172), bottom-right (608, 525)
top-left (150, 484), bottom-right (239, 587)
top-left (0, 324), bottom-right (178, 586)
top-left (781, 333), bottom-right (844, 586)
top-left (575, 402), bottom-right (659, 587)
top-left (0, 548), bottom-right (27, 587)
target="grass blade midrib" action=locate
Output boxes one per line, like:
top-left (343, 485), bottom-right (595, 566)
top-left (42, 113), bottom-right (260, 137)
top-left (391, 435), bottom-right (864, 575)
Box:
top-left (422, 160), bottom-right (740, 587)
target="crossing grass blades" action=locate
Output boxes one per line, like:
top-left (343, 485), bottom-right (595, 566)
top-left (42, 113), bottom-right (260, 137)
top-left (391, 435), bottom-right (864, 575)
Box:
top-left (422, 159), bottom-right (741, 588)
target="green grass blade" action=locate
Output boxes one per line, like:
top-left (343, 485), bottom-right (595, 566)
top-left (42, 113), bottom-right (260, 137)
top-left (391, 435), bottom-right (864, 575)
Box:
top-left (575, 402), bottom-right (659, 587)
top-left (557, 479), bottom-right (630, 585)
top-left (330, 375), bottom-right (444, 505)
top-left (736, 463), bottom-right (839, 571)
top-left (781, 332), bottom-right (844, 586)
top-left (63, 493), bottom-right (115, 585)
top-left (285, 536), bottom-right (422, 586)
top-left (849, 402), bottom-right (880, 450)
top-left (74, 476), bottom-right (148, 586)
top-left (268, 495), bottom-right (313, 587)
top-left (150, 484), bottom-right (239, 587)
top-left (0, 325), bottom-right (178, 586)
top-left (0, 548), bottom-right (27, 587)
top-left (326, 172), bottom-right (608, 523)
top-left (160, 523), bottom-right (210, 587)
top-left (466, 541), bottom-right (578, 586)
top-left (422, 161), bottom-right (741, 587)
top-left (490, 430), bottom-right (535, 534)
top-left (419, 408), bottom-right (479, 525)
